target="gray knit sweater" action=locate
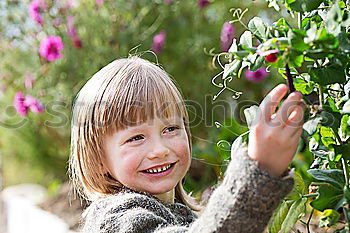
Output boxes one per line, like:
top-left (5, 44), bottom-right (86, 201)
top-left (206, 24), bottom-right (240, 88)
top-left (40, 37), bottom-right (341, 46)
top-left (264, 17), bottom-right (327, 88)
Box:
top-left (82, 141), bottom-right (295, 233)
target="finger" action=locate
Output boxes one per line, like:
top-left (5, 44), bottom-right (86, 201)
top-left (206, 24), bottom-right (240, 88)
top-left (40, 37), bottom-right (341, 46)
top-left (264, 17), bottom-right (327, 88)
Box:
top-left (274, 91), bottom-right (303, 127)
top-left (283, 102), bottom-right (306, 134)
top-left (259, 84), bottom-right (288, 123)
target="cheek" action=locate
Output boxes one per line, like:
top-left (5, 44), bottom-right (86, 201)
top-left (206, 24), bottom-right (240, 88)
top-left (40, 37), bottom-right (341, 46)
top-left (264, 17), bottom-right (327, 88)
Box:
top-left (174, 138), bottom-right (191, 162)
top-left (114, 149), bottom-right (141, 175)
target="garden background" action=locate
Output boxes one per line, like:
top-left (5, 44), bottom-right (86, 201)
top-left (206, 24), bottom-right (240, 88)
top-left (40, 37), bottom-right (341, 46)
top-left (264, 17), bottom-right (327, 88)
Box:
top-left (0, 0), bottom-right (349, 232)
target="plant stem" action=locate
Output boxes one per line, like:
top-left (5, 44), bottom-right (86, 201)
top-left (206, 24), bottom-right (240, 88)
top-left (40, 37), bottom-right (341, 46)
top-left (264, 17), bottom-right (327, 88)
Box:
top-left (298, 12), bottom-right (302, 29)
top-left (343, 205), bottom-right (350, 232)
top-left (318, 85), bottom-right (324, 110)
top-left (285, 64), bottom-right (296, 93)
top-left (306, 208), bottom-right (314, 233)
top-left (302, 193), bottom-right (318, 198)
top-left (342, 158), bottom-right (349, 187)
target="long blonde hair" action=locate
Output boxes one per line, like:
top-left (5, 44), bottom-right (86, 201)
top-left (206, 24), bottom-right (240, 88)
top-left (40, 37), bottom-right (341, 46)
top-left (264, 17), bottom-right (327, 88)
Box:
top-left (69, 56), bottom-right (203, 212)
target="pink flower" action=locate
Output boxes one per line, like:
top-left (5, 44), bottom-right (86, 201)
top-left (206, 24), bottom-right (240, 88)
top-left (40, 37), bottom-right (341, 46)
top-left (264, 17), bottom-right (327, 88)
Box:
top-left (163, 0), bottom-right (173, 3)
top-left (39, 36), bottom-right (64, 62)
top-left (24, 72), bottom-right (35, 89)
top-left (13, 92), bottom-right (29, 117)
top-left (67, 16), bottom-right (77, 38)
top-left (220, 22), bottom-right (235, 52)
top-left (198, 0), bottom-right (210, 9)
top-left (28, 0), bottom-right (46, 25)
top-left (96, 0), bottom-right (104, 6)
top-left (24, 95), bottom-right (45, 113)
top-left (152, 31), bottom-right (166, 54)
top-left (245, 67), bottom-right (269, 82)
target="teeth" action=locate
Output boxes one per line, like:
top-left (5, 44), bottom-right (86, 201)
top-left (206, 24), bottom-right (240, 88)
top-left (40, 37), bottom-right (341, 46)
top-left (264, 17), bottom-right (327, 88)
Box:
top-left (145, 164), bottom-right (172, 173)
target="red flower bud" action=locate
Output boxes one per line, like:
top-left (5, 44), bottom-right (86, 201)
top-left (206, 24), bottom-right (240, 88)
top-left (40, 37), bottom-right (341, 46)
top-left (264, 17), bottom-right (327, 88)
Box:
top-left (73, 37), bottom-right (83, 49)
top-left (265, 53), bottom-right (278, 63)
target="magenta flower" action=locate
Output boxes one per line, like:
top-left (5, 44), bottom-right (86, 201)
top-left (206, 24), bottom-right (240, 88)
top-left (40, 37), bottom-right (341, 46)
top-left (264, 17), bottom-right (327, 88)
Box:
top-left (220, 22), bottom-right (235, 52)
top-left (13, 92), bottom-right (29, 117)
top-left (28, 0), bottom-right (46, 25)
top-left (96, 0), bottom-right (104, 6)
top-left (152, 31), bottom-right (167, 54)
top-left (245, 67), bottom-right (269, 82)
top-left (24, 95), bottom-right (45, 113)
top-left (198, 0), bottom-right (210, 9)
top-left (39, 36), bottom-right (64, 62)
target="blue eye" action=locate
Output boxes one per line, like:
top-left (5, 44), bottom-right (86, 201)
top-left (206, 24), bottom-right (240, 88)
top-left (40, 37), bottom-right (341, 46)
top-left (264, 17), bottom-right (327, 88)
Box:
top-left (166, 126), bottom-right (180, 133)
top-left (126, 135), bottom-right (144, 143)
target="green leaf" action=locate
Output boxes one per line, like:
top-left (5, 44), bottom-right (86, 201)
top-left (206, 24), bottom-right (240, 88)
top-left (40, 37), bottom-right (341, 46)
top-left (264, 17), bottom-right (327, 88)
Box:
top-left (280, 198), bottom-right (307, 233)
top-left (223, 60), bottom-right (242, 79)
top-left (340, 115), bottom-right (350, 137)
top-left (319, 110), bottom-right (342, 133)
top-left (334, 144), bottom-right (350, 161)
top-left (311, 184), bottom-right (343, 211)
top-left (319, 209), bottom-right (341, 228)
top-left (320, 126), bottom-right (336, 147)
top-left (309, 65), bottom-right (346, 86)
top-left (338, 32), bottom-right (350, 52)
top-left (248, 17), bottom-right (267, 40)
top-left (294, 77), bottom-right (315, 94)
top-left (286, 172), bottom-right (307, 200)
top-left (249, 54), bottom-right (265, 71)
top-left (288, 29), bottom-right (309, 52)
top-left (239, 31), bottom-right (253, 48)
top-left (307, 169), bottom-right (345, 190)
top-left (287, 0), bottom-right (324, 12)
top-left (267, 200), bottom-right (294, 233)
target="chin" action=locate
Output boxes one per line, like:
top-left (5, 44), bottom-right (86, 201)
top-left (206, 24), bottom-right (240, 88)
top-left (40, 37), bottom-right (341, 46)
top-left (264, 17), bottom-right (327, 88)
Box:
top-left (144, 184), bottom-right (175, 195)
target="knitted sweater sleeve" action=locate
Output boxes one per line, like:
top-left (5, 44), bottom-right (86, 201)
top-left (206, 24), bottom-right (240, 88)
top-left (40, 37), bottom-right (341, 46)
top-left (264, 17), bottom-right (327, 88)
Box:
top-left (82, 139), bottom-right (294, 233)
top-left (187, 140), bottom-right (295, 233)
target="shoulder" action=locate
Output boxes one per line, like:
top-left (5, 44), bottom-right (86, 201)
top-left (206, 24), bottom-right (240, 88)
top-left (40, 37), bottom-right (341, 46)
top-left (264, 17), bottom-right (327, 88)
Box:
top-left (81, 189), bottom-right (194, 233)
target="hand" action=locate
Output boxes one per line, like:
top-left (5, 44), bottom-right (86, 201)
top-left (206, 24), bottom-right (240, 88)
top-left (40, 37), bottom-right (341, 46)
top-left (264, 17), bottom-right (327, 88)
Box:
top-left (247, 84), bottom-right (306, 177)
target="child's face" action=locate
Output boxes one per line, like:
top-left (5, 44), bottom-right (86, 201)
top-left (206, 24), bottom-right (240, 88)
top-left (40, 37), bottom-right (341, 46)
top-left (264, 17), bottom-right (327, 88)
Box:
top-left (103, 115), bottom-right (191, 195)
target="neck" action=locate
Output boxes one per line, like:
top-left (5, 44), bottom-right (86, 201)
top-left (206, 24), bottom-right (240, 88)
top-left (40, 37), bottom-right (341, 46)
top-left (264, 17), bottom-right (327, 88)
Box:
top-left (154, 188), bottom-right (175, 204)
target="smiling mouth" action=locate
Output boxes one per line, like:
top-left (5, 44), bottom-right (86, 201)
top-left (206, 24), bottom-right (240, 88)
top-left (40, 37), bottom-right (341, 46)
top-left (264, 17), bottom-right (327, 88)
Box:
top-left (141, 162), bottom-right (176, 174)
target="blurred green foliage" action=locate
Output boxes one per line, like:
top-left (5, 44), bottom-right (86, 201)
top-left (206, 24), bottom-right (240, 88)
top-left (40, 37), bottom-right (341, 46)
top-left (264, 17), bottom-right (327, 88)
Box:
top-left (0, 0), bottom-right (292, 194)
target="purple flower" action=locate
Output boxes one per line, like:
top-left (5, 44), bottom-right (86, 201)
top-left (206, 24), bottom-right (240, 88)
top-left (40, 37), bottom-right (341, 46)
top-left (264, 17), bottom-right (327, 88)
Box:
top-left (198, 0), bottom-right (210, 9)
top-left (152, 31), bottom-right (166, 54)
top-left (39, 36), bottom-right (64, 62)
top-left (13, 92), bottom-right (29, 117)
top-left (96, 0), bottom-right (104, 6)
top-left (245, 67), bottom-right (269, 82)
top-left (220, 22), bottom-right (235, 52)
top-left (28, 0), bottom-right (46, 25)
top-left (24, 95), bottom-right (45, 113)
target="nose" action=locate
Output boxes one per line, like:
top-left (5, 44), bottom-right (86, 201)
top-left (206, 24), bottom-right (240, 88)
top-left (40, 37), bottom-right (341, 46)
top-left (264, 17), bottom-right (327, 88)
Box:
top-left (147, 138), bottom-right (170, 159)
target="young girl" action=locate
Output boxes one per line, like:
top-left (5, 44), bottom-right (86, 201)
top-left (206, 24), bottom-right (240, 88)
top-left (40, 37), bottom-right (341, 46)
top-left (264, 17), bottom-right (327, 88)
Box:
top-left (69, 56), bottom-right (305, 233)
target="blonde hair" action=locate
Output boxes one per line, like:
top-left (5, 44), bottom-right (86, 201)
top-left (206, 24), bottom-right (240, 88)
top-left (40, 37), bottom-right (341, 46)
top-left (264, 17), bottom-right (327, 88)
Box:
top-left (69, 56), bottom-right (203, 212)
